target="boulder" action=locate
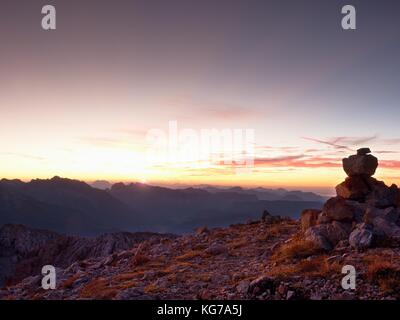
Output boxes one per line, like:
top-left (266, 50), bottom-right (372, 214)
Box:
top-left (349, 223), bottom-right (374, 249)
top-left (366, 183), bottom-right (399, 208)
top-left (300, 209), bottom-right (321, 232)
top-left (345, 200), bottom-right (367, 222)
top-left (323, 197), bottom-right (357, 222)
top-left (364, 207), bottom-right (399, 225)
top-left (304, 221), bottom-right (351, 250)
top-left (335, 176), bottom-right (370, 201)
top-left (372, 217), bottom-right (400, 239)
top-left (304, 227), bottom-right (332, 251)
top-left (342, 152), bottom-right (378, 177)
top-left (323, 221), bottom-right (352, 245)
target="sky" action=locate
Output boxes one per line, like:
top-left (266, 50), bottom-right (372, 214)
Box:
top-left (1, 0), bottom-right (400, 194)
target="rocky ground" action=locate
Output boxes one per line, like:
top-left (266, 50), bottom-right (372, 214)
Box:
top-left (0, 224), bottom-right (176, 287)
top-left (1, 217), bottom-right (400, 300)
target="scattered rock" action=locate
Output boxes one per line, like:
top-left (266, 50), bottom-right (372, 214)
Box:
top-left (248, 276), bottom-right (276, 296)
top-left (262, 210), bottom-right (282, 224)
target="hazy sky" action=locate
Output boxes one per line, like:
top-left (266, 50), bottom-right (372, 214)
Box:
top-left (1, 0), bottom-right (400, 193)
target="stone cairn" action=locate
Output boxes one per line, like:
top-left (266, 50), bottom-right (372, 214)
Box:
top-left (301, 148), bottom-right (400, 250)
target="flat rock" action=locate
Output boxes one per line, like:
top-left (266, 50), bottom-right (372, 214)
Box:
top-left (342, 153), bottom-right (378, 177)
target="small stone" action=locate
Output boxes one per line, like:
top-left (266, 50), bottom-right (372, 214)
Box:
top-left (248, 276), bottom-right (276, 296)
top-left (286, 290), bottom-right (295, 300)
top-left (357, 148), bottom-right (371, 156)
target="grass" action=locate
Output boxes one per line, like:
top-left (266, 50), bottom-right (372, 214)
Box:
top-left (144, 282), bottom-right (163, 294)
top-left (267, 255), bottom-right (341, 278)
top-left (61, 273), bottom-right (81, 289)
top-left (270, 236), bottom-right (323, 263)
top-left (366, 261), bottom-right (400, 294)
top-left (175, 250), bottom-right (206, 261)
top-left (130, 253), bottom-right (150, 267)
top-left (80, 278), bottom-right (118, 299)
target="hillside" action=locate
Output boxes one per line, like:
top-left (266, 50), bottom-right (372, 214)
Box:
top-left (1, 217), bottom-right (400, 300)
top-left (0, 224), bottom-right (176, 288)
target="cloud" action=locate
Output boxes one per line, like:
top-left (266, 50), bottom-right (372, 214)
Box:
top-left (381, 138), bottom-right (400, 145)
top-left (302, 135), bottom-right (378, 151)
top-left (253, 155), bottom-right (305, 165)
top-left (164, 96), bottom-right (264, 120)
top-left (379, 160), bottom-right (400, 169)
top-left (0, 152), bottom-right (45, 161)
top-left (375, 150), bottom-right (399, 154)
top-left (302, 137), bottom-right (352, 150)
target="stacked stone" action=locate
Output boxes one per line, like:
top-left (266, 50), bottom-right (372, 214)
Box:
top-left (301, 148), bottom-right (400, 250)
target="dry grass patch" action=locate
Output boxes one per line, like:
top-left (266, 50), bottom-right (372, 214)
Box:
top-left (176, 250), bottom-right (206, 261)
top-left (271, 236), bottom-right (323, 263)
top-left (162, 261), bottom-right (195, 274)
top-left (268, 255), bottom-right (341, 279)
top-left (113, 271), bottom-right (145, 282)
top-left (144, 283), bottom-right (159, 294)
top-left (228, 239), bottom-right (248, 249)
top-left (366, 261), bottom-right (400, 294)
top-left (61, 273), bottom-right (81, 289)
top-left (80, 278), bottom-right (118, 299)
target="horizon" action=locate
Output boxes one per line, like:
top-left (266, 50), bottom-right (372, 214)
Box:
top-left (0, 174), bottom-right (336, 196)
top-left (2, 1), bottom-right (400, 191)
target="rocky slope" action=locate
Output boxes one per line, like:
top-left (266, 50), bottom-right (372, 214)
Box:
top-left (0, 224), bottom-right (176, 287)
top-left (1, 216), bottom-right (400, 300)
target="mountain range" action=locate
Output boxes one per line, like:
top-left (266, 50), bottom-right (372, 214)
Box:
top-left (0, 177), bottom-right (324, 235)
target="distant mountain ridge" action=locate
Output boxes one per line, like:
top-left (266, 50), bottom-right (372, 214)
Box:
top-left (199, 186), bottom-right (327, 202)
top-left (0, 177), bottom-right (324, 235)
